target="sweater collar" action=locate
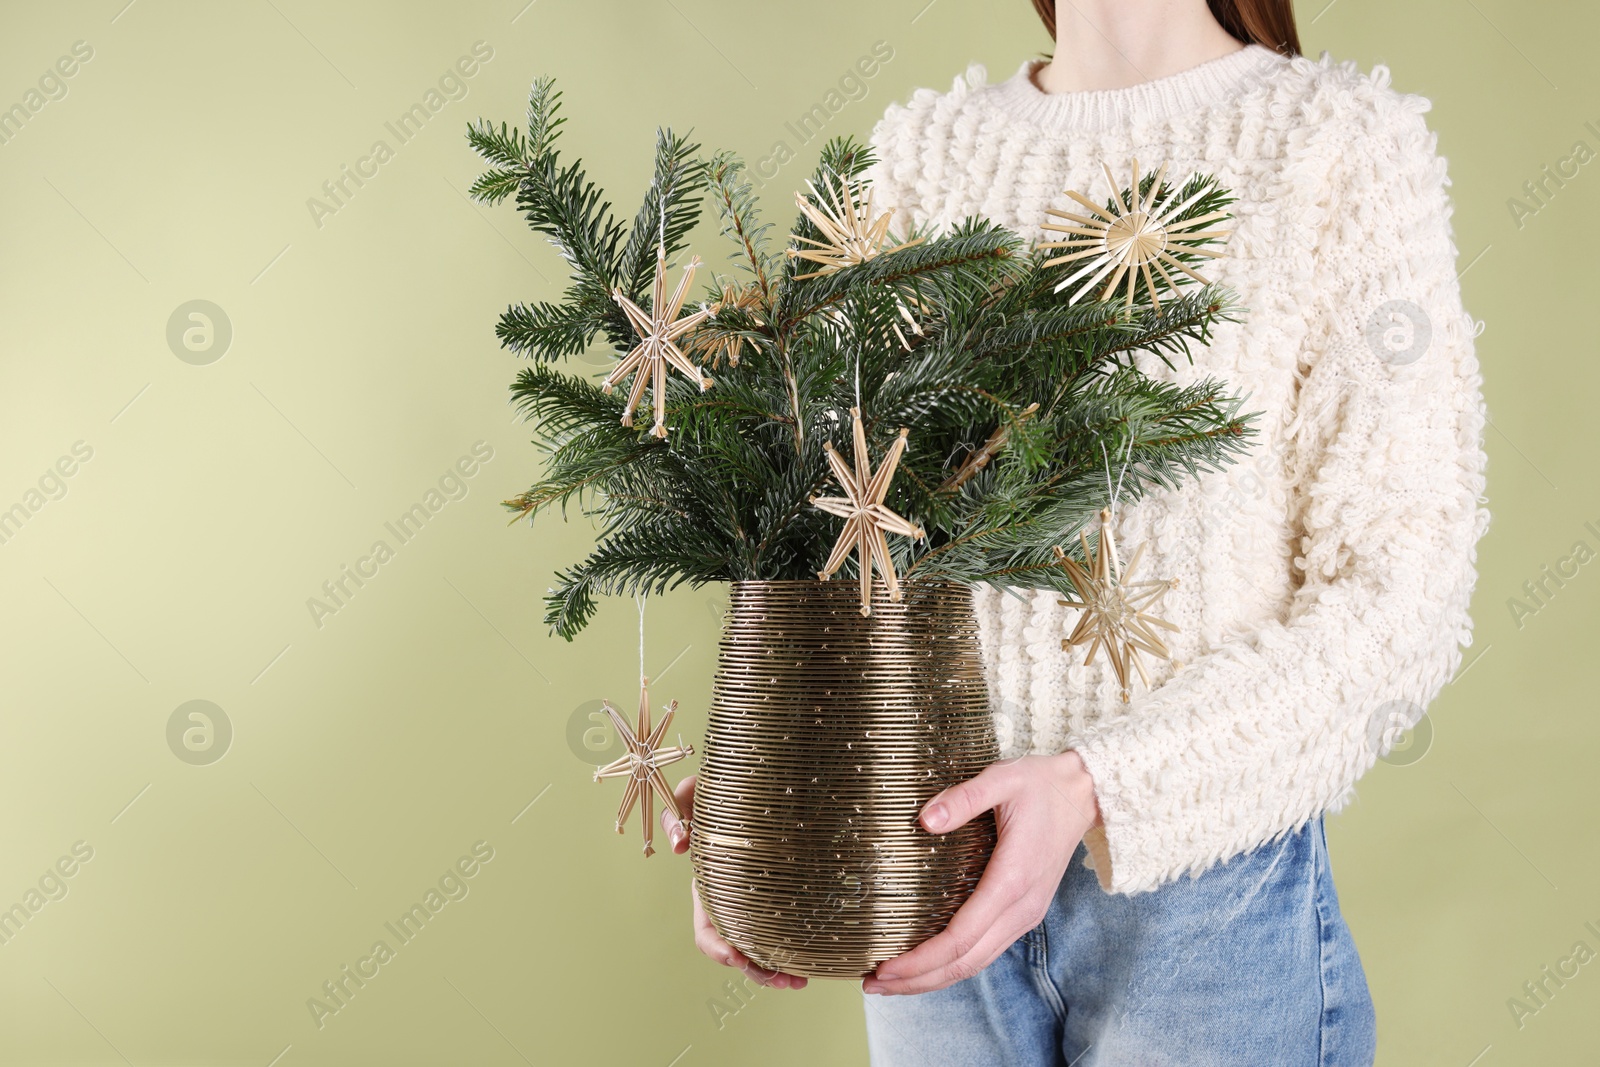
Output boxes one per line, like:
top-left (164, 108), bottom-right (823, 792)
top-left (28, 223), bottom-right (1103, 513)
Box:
top-left (989, 44), bottom-right (1285, 131)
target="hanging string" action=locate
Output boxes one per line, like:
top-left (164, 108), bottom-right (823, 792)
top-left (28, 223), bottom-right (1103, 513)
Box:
top-left (657, 184), bottom-right (669, 262)
top-left (636, 592), bottom-right (647, 686)
top-left (1098, 433), bottom-right (1137, 521)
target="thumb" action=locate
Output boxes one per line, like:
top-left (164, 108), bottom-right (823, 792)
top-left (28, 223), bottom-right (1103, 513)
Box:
top-left (920, 762), bottom-right (1015, 834)
top-left (673, 774), bottom-right (697, 814)
top-left (661, 774), bottom-right (697, 854)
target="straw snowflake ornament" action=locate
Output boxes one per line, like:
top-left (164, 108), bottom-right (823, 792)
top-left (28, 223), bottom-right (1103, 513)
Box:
top-left (605, 245), bottom-right (713, 438)
top-left (788, 173), bottom-right (923, 278)
top-left (593, 675), bottom-right (694, 857)
top-left (1040, 159), bottom-right (1232, 313)
top-left (811, 408), bottom-right (925, 616)
top-left (1054, 508), bottom-right (1182, 703)
top-left (685, 281), bottom-right (765, 368)
top-left (789, 175), bottom-right (928, 350)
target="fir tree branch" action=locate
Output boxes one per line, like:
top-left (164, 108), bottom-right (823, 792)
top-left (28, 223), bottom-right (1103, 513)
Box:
top-left (495, 298), bottom-right (600, 361)
top-left (706, 151), bottom-right (778, 294)
top-left (619, 129), bottom-right (707, 299)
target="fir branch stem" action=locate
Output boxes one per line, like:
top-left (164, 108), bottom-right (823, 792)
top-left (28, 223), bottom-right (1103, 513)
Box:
top-left (937, 402), bottom-right (1040, 494)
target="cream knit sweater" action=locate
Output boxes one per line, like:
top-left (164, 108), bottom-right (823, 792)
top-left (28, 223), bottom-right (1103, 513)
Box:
top-left (866, 45), bottom-right (1490, 894)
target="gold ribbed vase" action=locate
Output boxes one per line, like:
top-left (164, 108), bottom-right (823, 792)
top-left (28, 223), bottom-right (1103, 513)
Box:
top-left (690, 579), bottom-right (999, 979)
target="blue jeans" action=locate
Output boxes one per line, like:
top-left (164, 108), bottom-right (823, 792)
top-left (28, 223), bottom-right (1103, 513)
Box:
top-left (863, 818), bottom-right (1375, 1066)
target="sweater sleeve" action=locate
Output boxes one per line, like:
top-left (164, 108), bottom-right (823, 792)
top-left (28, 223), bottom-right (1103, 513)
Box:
top-left (1071, 84), bottom-right (1491, 894)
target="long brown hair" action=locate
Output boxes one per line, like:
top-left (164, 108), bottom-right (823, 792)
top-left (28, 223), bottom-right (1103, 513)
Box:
top-left (1029, 0), bottom-right (1301, 56)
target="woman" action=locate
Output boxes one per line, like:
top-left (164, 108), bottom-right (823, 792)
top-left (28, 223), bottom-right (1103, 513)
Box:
top-left (664, 1), bottom-right (1489, 1063)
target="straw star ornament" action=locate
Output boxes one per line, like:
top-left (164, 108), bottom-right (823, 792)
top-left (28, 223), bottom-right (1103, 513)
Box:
top-left (605, 245), bottom-right (713, 438)
top-left (1054, 508), bottom-right (1182, 703)
top-left (1040, 159), bottom-right (1232, 313)
top-left (788, 174), bottom-right (923, 279)
top-left (593, 677), bottom-right (694, 857)
top-left (684, 281), bottom-right (765, 368)
top-left (811, 408), bottom-right (925, 616)
top-left (790, 175), bottom-right (928, 350)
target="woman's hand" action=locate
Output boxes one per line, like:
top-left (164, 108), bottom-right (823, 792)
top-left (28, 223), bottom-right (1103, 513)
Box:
top-left (862, 751), bottom-right (1100, 996)
top-left (661, 774), bottom-right (809, 990)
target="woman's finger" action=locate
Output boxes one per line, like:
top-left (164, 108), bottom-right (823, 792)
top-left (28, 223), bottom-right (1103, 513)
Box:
top-left (866, 828), bottom-right (1036, 983)
top-left (680, 788), bottom-right (809, 990)
top-left (691, 878), bottom-right (743, 964)
top-left (919, 761), bottom-right (1017, 834)
top-left (662, 774), bottom-right (696, 854)
top-left (690, 879), bottom-right (808, 989)
top-left (864, 896), bottom-right (1040, 996)
top-left (880, 765), bottom-right (1026, 979)
top-left (676, 770), bottom-right (811, 991)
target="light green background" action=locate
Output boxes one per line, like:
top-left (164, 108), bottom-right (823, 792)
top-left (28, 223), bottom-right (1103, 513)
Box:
top-left (0, 1), bottom-right (1593, 1064)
